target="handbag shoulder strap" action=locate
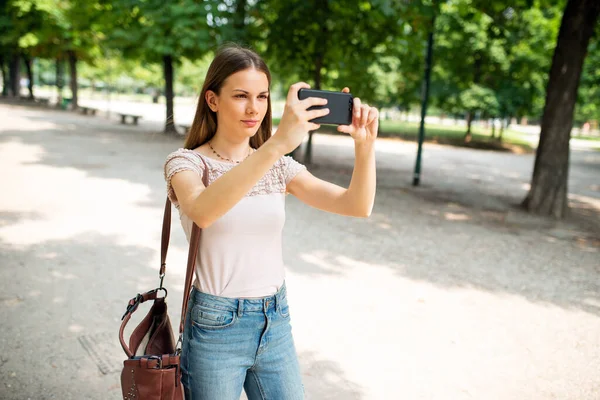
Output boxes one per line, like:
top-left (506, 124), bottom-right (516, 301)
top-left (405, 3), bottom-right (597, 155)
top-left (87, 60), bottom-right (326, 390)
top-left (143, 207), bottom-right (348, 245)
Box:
top-left (159, 153), bottom-right (210, 335)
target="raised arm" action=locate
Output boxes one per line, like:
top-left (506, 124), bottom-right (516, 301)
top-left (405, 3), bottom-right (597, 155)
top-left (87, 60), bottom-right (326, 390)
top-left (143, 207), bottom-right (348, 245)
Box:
top-left (287, 90), bottom-right (378, 218)
top-left (169, 82), bottom-right (330, 228)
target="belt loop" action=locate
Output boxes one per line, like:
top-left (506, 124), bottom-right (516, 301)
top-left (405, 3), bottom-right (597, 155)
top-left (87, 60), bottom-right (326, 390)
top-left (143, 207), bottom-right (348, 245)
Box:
top-left (275, 290), bottom-right (281, 313)
top-left (237, 299), bottom-right (244, 317)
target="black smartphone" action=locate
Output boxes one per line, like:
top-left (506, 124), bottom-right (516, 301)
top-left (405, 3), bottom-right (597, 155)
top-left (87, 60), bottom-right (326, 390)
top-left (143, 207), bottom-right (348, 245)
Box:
top-left (298, 88), bottom-right (353, 125)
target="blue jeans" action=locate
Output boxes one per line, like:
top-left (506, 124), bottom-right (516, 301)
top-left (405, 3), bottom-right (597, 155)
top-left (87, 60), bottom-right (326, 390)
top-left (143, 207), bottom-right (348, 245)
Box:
top-left (180, 283), bottom-right (304, 400)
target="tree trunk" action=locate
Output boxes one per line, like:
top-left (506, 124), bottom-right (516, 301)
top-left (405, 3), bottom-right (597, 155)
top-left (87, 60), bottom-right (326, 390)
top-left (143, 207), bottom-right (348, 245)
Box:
top-left (464, 54), bottom-right (482, 142)
top-left (56, 57), bottom-right (64, 107)
top-left (465, 112), bottom-right (473, 142)
top-left (302, 53), bottom-right (324, 165)
top-left (491, 119), bottom-right (496, 139)
top-left (68, 50), bottom-right (78, 109)
top-left (522, 0), bottom-right (600, 218)
top-left (313, 55), bottom-right (323, 91)
top-left (8, 54), bottom-right (20, 97)
top-left (0, 55), bottom-right (7, 97)
top-left (163, 55), bottom-right (177, 134)
top-left (303, 2), bottom-right (329, 165)
top-left (23, 56), bottom-right (34, 99)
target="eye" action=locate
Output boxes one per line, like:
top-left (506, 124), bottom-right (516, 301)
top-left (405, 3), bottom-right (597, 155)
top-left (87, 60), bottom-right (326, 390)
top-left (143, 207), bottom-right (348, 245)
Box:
top-left (259, 95), bottom-right (269, 99)
top-left (235, 94), bottom-right (247, 98)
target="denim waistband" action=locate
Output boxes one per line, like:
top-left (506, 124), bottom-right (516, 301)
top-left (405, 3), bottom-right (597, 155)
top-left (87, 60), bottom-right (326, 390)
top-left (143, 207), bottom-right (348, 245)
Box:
top-left (189, 282), bottom-right (287, 316)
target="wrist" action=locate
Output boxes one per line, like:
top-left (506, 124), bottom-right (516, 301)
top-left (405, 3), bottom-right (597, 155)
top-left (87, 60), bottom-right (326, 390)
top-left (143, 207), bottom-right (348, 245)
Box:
top-left (354, 139), bottom-right (375, 152)
top-left (262, 138), bottom-right (287, 159)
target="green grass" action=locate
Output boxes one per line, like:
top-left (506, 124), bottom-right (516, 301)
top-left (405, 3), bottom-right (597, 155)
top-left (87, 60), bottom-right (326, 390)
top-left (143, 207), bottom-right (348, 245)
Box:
top-left (572, 134), bottom-right (600, 141)
top-left (272, 117), bottom-right (536, 153)
top-left (378, 120), bottom-right (537, 151)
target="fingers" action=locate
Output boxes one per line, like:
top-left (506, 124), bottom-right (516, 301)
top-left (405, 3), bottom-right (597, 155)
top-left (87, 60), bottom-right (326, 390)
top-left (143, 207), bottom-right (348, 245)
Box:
top-left (367, 107), bottom-right (379, 124)
top-left (351, 96), bottom-right (378, 127)
top-left (353, 97), bottom-right (362, 121)
top-left (300, 96), bottom-right (328, 109)
top-left (360, 104), bottom-right (370, 127)
top-left (306, 107), bottom-right (330, 120)
top-left (286, 82), bottom-right (311, 103)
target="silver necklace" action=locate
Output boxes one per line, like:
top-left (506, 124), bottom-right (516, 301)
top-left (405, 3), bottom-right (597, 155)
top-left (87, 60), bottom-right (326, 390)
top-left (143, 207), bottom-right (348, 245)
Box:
top-left (208, 141), bottom-right (252, 164)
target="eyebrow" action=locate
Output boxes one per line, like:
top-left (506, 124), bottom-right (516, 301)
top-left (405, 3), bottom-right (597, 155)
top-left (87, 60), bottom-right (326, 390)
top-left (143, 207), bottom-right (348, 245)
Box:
top-left (233, 89), bottom-right (269, 94)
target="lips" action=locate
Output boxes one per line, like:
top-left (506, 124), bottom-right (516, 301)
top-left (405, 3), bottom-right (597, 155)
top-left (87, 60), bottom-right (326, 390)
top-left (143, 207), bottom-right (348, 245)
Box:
top-left (242, 120), bottom-right (259, 127)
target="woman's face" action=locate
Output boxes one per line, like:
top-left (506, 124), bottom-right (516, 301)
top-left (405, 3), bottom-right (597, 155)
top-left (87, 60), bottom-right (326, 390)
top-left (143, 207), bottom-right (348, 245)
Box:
top-left (207, 68), bottom-right (270, 141)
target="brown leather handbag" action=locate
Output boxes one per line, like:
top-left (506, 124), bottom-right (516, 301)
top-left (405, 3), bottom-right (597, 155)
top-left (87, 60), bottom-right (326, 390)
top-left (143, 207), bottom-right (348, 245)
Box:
top-left (118, 159), bottom-right (208, 400)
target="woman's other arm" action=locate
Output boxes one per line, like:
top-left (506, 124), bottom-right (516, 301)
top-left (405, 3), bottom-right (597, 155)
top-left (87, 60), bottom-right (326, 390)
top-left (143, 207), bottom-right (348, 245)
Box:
top-left (287, 90), bottom-right (378, 218)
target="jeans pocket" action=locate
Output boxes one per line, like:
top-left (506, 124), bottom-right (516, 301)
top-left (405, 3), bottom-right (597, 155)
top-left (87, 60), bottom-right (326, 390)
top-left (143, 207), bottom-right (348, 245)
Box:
top-left (279, 303), bottom-right (290, 318)
top-left (191, 304), bottom-right (237, 330)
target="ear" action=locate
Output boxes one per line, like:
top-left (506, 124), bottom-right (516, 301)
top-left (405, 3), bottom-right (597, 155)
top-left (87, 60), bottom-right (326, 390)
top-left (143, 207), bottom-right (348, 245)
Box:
top-left (205, 90), bottom-right (219, 112)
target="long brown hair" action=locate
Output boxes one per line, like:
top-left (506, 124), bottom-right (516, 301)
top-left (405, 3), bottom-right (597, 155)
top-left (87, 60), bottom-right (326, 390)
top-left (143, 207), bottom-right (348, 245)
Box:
top-left (184, 44), bottom-right (273, 150)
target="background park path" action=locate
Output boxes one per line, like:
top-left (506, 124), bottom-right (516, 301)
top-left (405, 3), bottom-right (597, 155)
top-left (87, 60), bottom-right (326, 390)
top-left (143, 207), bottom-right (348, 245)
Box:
top-left (0, 103), bottom-right (598, 399)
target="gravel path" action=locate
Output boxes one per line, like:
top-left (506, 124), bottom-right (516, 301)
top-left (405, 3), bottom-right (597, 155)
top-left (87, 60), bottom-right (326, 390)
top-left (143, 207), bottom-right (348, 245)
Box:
top-left (0, 103), bottom-right (598, 399)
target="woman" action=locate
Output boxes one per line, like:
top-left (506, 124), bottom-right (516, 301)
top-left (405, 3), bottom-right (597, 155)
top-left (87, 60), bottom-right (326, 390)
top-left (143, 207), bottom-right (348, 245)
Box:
top-left (164, 44), bottom-right (378, 400)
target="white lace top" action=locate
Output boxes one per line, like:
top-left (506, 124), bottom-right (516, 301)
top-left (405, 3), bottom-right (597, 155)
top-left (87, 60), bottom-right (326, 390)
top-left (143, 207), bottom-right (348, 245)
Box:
top-left (163, 148), bottom-right (306, 298)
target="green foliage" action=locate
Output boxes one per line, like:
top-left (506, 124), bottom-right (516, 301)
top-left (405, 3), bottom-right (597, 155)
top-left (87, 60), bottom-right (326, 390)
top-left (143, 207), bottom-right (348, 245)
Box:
top-left (176, 53), bottom-right (214, 95)
top-left (0, 0), bottom-right (597, 131)
top-left (431, 0), bottom-right (562, 121)
top-left (0, 0), bottom-right (45, 55)
top-left (254, 0), bottom-right (407, 104)
top-left (575, 39), bottom-right (600, 125)
top-left (460, 84), bottom-right (500, 117)
top-left (108, 0), bottom-right (215, 62)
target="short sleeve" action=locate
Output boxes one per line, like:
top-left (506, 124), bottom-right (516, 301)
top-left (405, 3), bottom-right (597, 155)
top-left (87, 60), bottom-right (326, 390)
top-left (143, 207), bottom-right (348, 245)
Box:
top-left (281, 155), bottom-right (306, 185)
top-left (163, 149), bottom-right (203, 206)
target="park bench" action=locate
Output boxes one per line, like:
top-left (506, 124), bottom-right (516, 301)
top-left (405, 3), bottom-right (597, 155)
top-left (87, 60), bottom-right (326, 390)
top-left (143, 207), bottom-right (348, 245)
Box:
top-left (118, 113), bottom-right (142, 125)
top-left (79, 106), bottom-right (98, 116)
top-left (36, 97), bottom-right (50, 105)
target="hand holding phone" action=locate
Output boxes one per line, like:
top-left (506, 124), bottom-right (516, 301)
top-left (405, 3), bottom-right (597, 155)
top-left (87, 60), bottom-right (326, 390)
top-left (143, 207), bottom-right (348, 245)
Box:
top-left (336, 90), bottom-right (380, 145)
top-left (270, 82), bottom-right (331, 155)
top-left (298, 88), bottom-right (353, 125)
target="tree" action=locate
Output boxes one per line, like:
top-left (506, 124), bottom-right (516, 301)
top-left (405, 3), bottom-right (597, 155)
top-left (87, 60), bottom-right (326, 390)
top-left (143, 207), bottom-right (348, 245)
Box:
top-left (460, 84), bottom-right (500, 129)
top-left (58, 0), bottom-right (106, 109)
top-left (14, 0), bottom-right (71, 104)
top-left (0, 0), bottom-right (46, 97)
top-left (493, 5), bottom-right (563, 133)
top-left (431, 1), bottom-right (564, 141)
top-left (0, 0), bottom-right (105, 106)
top-left (367, 2), bottom-right (434, 114)
top-left (432, 0), bottom-right (513, 141)
top-left (109, 0), bottom-right (215, 134)
top-left (257, 0), bottom-right (404, 163)
top-left (522, 0), bottom-right (600, 218)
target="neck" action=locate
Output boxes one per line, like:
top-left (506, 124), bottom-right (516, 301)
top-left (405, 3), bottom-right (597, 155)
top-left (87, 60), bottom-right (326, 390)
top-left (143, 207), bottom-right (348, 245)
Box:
top-left (209, 134), bottom-right (251, 161)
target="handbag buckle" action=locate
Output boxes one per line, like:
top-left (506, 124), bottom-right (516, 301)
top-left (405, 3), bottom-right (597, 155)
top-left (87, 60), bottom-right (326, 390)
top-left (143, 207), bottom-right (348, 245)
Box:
top-left (148, 355), bottom-right (163, 369)
top-left (159, 271), bottom-right (166, 290)
top-left (121, 293), bottom-right (143, 320)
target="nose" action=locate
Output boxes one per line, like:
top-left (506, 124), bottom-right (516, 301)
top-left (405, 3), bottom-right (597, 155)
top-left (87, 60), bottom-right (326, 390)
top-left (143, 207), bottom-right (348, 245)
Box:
top-left (246, 98), bottom-right (258, 115)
